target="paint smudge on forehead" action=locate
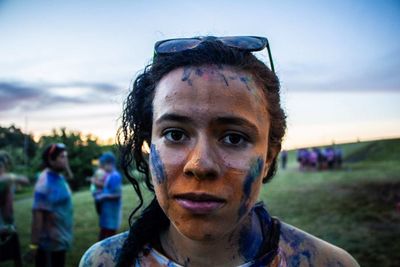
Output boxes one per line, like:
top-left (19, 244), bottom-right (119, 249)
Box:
top-left (238, 157), bottom-right (264, 219)
top-left (195, 67), bottom-right (203, 77)
top-left (181, 67), bottom-right (193, 86)
top-left (150, 144), bottom-right (168, 184)
top-left (239, 76), bottom-right (252, 91)
top-left (181, 66), bottom-right (230, 87)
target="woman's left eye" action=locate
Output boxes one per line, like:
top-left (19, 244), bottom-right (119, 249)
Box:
top-left (163, 129), bottom-right (188, 143)
top-left (221, 133), bottom-right (248, 146)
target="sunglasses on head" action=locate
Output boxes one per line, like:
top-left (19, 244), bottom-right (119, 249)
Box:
top-left (154, 36), bottom-right (275, 73)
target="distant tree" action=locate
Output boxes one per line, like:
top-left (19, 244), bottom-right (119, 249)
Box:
top-left (0, 125), bottom-right (37, 160)
top-left (0, 125), bottom-right (116, 191)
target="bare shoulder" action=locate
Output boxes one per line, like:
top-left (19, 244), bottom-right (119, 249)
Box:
top-left (279, 222), bottom-right (359, 267)
top-left (79, 231), bottom-right (128, 267)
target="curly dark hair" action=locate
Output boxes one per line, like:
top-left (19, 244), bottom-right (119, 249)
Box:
top-left (116, 39), bottom-right (286, 266)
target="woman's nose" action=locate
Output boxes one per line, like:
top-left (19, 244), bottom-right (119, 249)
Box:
top-left (183, 137), bottom-right (221, 180)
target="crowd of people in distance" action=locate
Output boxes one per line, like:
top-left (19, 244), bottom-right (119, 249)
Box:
top-left (297, 146), bottom-right (343, 171)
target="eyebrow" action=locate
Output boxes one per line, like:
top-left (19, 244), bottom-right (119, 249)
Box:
top-left (213, 116), bottom-right (259, 134)
top-left (155, 113), bottom-right (194, 124)
top-left (155, 113), bottom-right (259, 134)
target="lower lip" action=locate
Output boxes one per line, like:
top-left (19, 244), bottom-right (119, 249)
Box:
top-left (176, 198), bottom-right (225, 214)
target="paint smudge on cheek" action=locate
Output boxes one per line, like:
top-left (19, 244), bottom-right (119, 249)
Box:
top-left (150, 144), bottom-right (168, 184)
top-left (238, 157), bottom-right (264, 219)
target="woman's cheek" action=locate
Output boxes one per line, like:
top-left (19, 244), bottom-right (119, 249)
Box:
top-left (150, 144), bottom-right (168, 184)
top-left (237, 156), bottom-right (264, 220)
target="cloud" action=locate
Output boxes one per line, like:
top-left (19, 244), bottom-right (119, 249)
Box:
top-left (0, 80), bottom-right (122, 112)
top-left (281, 50), bottom-right (400, 92)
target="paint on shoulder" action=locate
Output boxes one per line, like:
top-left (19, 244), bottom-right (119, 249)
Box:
top-left (279, 223), bottom-right (317, 266)
top-left (79, 232), bottom-right (128, 267)
top-left (280, 224), bottom-right (360, 267)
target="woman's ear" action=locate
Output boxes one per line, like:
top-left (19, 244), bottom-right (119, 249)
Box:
top-left (262, 145), bottom-right (280, 179)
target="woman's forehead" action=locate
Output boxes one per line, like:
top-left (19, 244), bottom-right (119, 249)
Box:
top-left (155, 65), bottom-right (265, 100)
top-left (153, 65), bottom-right (269, 126)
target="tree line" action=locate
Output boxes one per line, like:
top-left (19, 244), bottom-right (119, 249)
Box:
top-left (0, 124), bottom-right (115, 191)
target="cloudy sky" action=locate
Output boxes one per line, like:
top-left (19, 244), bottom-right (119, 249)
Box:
top-left (1, 0), bottom-right (399, 148)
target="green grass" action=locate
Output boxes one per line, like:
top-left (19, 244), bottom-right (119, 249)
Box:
top-left (5, 138), bottom-right (400, 267)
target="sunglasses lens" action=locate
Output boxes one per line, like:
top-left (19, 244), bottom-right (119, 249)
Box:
top-left (156, 39), bottom-right (201, 54)
top-left (219, 36), bottom-right (267, 51)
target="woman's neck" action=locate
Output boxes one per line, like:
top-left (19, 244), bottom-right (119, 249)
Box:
top-left (159, 210), bottom-right (263, 267)
top-left (47, 167), bottom-right (61, 175)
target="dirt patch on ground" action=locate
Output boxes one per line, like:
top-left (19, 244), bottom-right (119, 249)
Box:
top-left (351, 180), bottom-right (400, 202)
top-left (334, 180), bottom-right (400, 267)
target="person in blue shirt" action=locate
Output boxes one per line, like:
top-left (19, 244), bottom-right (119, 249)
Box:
top-left (95, 152), bottom-right (122, 240)
top-left (30, 143), bottom-right (74, 267)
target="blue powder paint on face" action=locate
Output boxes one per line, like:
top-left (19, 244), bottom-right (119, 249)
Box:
top-left (150, 144), bottom-right (167, 184)
top-left (238, 157), bottom-right (264, 218)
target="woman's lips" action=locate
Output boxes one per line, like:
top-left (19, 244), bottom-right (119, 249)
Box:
top-left (174, 193), bottom-right (225, 214)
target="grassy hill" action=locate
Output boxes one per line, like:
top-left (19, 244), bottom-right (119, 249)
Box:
top-left (4, 138), bottom-right (400, 267)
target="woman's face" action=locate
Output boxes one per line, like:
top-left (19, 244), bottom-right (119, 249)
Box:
top-left (150, 65), bottom-right (274, 241)
top-left (50, 151), bottom-right (68, 172)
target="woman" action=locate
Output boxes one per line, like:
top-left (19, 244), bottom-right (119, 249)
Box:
top-left (30, 143), bottom-right (74, 267)
top-left (80, 36), bottom-right (359, 266)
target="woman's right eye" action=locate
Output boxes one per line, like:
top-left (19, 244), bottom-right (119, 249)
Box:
top-left (163, 129), bottom-right (187, 143)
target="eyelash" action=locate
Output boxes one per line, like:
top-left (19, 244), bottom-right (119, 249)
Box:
top-left (162, 129), bottom-right (189, 143)
top-left (162, 129), bottom-right (250, 147)
top-left (220, 132), bottom-right (250, 147)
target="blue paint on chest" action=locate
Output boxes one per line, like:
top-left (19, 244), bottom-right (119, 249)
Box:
top-left (150, 144), bottom-right (167, 184)
top-left (238, 157), bottom-right (264, 218)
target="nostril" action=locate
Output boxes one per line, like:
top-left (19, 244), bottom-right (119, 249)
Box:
top-left (184, 167), bottom-right (218, 180)
top-left (184, 170), bottom-right (195, 177)
top-left (203, 170), bottom-right (218, 180)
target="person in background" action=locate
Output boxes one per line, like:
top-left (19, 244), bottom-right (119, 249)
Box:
top-left (95, 152), bottom-right (122, 241)
top-left (334, 146), bottom-right (343, 169)
top-left (90, 163), bottom-right (107, 217)
top-left (29, 143), bottom-right (74, 267)
top-left (280, 150), bottom-right (288, 170)
top-left (0, 151), bottom-right (29, 267)
top-left (325, 146), bottom-right (335, 169)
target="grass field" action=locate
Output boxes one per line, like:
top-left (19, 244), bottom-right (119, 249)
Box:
top-left (4, 138), bottom-right (400, 267)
